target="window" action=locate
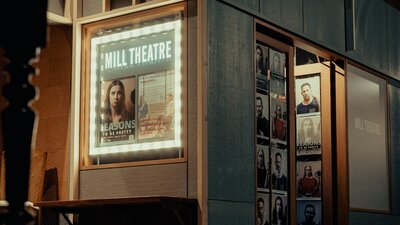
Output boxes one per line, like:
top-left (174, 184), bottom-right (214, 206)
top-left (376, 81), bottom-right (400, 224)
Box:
top-left (80, 4), bottom-right (186, 167)
top-left (347, 64), bottom-right (390, 212)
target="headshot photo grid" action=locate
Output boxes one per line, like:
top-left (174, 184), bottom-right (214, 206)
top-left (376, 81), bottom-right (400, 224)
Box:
top-left (255, 42), bottom-right (289, 225)
top-left (295, 74), bottom-right (322, 225)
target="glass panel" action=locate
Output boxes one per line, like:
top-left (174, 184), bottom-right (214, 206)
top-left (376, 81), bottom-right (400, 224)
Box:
top-left (111, 0), bottom-right (132, 10)
top-left (347, 65), bottom-right (389, 212)
top-left (83, 11), bottom-right (184, 165)
top-left (82, 0), bottom-right (102, 17)
top-left (48, 0), bottom-right (65, 16)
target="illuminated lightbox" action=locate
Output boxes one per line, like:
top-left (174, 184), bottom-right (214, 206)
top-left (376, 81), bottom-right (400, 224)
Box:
top-left (88, 19), bottom-right (182, 155)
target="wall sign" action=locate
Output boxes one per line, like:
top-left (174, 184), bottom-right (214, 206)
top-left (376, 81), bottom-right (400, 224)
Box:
top-left (347, 65), bottom-right (389, 212)
top-left (87, 16), bottom-right (183, 157)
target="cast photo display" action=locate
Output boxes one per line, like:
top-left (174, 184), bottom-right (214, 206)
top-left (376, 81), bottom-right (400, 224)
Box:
top-left (271, 194), bottom-right (288, 225)
top-left (257, 193), bottom-right (270, 225)
top-left (255, 43), bottom-right (289, 225)
top-left (269, 49), bottom-right (286, 97)
top-left (271, 97), bottom-right (287, 142)
top-left (256, 93), bottom-right (270, 140)
top-left (295, 75), bottom-right (321, 115)
top-left (255, 43), bottom-right (269, 92)
top-left (271, 146), bottom-right (288, 192)
top-left (296, 161), bottom-right (322, 198)
top-left (257, 145), bottom-right (270, 191)
top-left (295, 74), bottom-right (322, 225)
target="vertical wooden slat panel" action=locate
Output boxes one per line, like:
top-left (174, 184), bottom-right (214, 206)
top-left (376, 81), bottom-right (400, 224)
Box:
top-left (80, 163), bottom-right (187, 199)
top-left (222, 0), bottom-right (398, 82)
top-left (82, 0), bottom-right (103, 17)
top-left (260, 0), bottom-right (281, 23)
top-left (221, 0), bottom-right (259, 12)
top-left (388, 7), bottom-right (400, 80)
top-left (280, 0), bottom-right (303, 33)
top-left (260, 0), bottom-right (303, 34)
top-left (345, 0), bottom-right (355, 51)
top-left (303, 0), bottom-right (345, 51)
top-left (388, 80), bottom-right (400, 215)
top-left (346, 0), bottom-right (389, 74)
top-left (209, 200), bottom-right (255, 225)
top-left (208, 0), bottom-right (255, 203)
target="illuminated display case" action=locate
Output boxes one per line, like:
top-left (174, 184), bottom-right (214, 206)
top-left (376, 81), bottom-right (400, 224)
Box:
top-left (80, 4), bottom-right (187, 167)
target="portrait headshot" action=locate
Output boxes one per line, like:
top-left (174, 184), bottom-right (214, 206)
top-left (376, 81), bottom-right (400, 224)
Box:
top-left (270, 50), bottom-right (284, 75)
top-left (101, 79), bottom-right (134, 124)
top-left (256, 94), bottom-right (270, 138)
top-left (257, 146), bottom-right (270, 189)
top-left (256, 44), bottom-right (269, 91)
top-left (272, 194), bottom-right (287, 225)
top-left (269, 49), bottom-right (286, 97)
top-left (297, 161), bottom-right (322, 198)
top-left (271, 98), bottom-right (287, 142)
top-left (257, 195), bottom-right (270, 225)
top-left (256, 44), bottom-right (267, 76)
top-left (296, 201), bottom-right (321, 225)
top-left (99, 77), bottom-right (135, 144)
top-left (271, 149), bottom-right (288, 192)
top-left (296, 76), bottom-right (321, 115)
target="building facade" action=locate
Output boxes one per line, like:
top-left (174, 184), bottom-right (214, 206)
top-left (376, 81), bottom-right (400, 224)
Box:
top-left (9, 0), bottom-right (399, 224)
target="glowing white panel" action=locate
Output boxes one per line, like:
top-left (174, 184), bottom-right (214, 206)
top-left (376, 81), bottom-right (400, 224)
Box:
top-left (88, 20), bottom-right (182, 156)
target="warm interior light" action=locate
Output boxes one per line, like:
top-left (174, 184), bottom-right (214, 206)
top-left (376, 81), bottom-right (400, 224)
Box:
top-left (89, 19), bottom-right (182, 155)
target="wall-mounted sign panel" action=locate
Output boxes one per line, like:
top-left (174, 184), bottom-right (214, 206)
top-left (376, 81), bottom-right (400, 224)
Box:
top-left (81, 8), bottom-right (185, 166)
top-left (347, 65), bottom-right (389, 212)
top-left (89, 20), bottom-right (182, 156)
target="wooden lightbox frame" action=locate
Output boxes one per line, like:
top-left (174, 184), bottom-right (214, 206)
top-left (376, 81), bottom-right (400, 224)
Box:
top-left (79, 2), bottom-right (188, 170)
